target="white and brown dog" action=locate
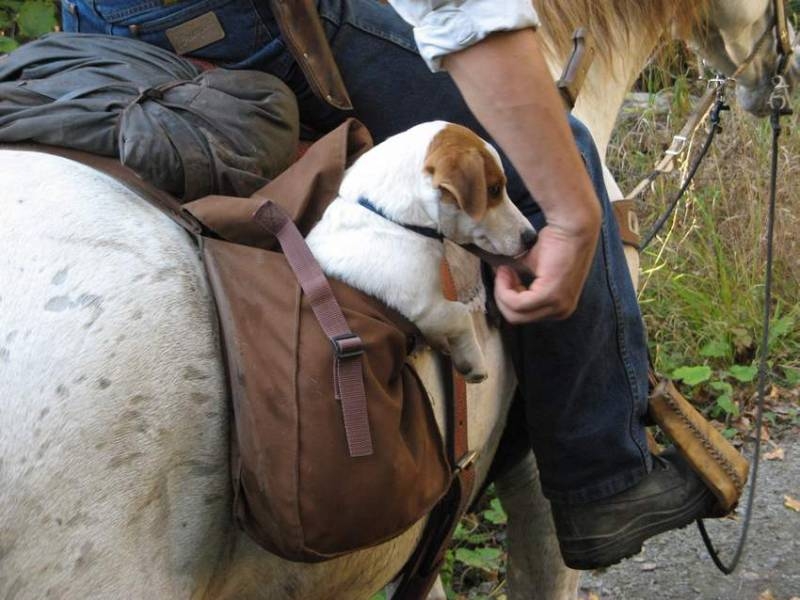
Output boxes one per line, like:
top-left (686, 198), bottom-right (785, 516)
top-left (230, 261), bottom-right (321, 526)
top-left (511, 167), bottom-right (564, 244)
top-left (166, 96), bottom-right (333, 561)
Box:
top-left (306, 121), bottom-right (536, 382)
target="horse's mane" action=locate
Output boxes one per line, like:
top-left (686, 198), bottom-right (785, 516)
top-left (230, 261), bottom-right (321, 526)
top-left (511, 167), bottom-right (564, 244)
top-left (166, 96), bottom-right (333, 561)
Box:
top-left (536, 0), bottom-right (707, 61)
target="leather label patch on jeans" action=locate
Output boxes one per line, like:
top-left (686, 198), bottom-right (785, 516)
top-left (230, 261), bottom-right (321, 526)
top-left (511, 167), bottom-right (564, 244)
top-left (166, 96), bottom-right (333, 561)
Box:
top-left (165, 11), bottom-right (225, 55)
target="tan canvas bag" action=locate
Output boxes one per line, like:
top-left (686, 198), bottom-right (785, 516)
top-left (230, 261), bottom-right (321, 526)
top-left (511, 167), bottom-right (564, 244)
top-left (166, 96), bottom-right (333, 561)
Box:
top-left (183, 119), bottom-right (452, 561)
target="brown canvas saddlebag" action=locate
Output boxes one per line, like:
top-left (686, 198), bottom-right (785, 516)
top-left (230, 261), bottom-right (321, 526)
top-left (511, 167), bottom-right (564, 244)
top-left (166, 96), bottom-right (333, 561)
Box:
top-left (183, 118), bottom-right (451, 562)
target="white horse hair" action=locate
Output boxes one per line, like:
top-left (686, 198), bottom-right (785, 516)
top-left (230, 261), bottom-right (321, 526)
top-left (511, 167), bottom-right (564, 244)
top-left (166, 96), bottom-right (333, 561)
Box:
top-left (1, 0), bottom-right (796, 598)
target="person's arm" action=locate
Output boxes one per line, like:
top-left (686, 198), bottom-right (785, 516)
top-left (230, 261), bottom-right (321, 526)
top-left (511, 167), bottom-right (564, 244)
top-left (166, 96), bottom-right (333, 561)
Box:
top-left (443, 29), bottom-right (601, 323)
top-left (384, 2), bottom-right (602, 322)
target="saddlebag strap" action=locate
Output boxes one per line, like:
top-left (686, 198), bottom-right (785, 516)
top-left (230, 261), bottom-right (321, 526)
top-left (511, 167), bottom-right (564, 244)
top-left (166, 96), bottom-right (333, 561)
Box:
top-left (648, 369), bottom-right (750, 513)
top-left (392, 259), bottom-right (476, 599)
top-left (253, 199), bottom-right (373, 458)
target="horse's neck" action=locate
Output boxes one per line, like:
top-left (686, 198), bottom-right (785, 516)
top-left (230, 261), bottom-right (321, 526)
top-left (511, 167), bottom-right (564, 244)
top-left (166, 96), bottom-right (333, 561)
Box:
top-left (545, 31), bottom-right (662, 158)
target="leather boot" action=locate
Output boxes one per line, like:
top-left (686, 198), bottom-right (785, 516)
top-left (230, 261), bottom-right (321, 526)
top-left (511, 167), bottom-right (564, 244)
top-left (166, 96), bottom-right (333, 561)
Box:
top-left (550, 448), bottom-right (717, 569)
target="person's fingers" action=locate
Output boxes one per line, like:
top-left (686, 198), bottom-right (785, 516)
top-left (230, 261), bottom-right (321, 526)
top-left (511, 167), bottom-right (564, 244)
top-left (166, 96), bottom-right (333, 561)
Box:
top-left (494, 265), bottom-right (524, 293)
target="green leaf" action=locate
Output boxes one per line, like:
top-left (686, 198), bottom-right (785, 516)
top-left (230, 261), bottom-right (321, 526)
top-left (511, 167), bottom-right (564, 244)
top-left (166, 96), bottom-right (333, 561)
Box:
top-left (728, 364), bottom-right (758, 383)
top-left (452, 522), bottom-right (470, 543)
top-left (768, 315), bottom-right (795, 346)
top-left (722, 428), bottom-right (738, 439)
top-left (0, 35), bottom-right (17, 52)
top-left (672, 365), bottom-right (712, 386)
top-left (700, 339), bottom-right (729, 359)
top-left (782, 366), bottom-right (800, 386)
top-left (454, 547), bottom-right (503, 572)
top-left (715, 395), bottom-right (739, 417)
top-left (464, 531), bottom-right (493, 545)
top-left (16, 0), bottom-right (56, 39)
top-left (369, 592), bottom-right (387, 600)
top-left (709, 380), bottom-right (733, 394)
top-left (482, 498), bottom-right (507, 525)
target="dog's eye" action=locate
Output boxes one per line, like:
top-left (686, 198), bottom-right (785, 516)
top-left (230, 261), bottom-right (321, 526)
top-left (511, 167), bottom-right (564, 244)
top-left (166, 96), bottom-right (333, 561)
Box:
top-left (488, 184), bottom-right (502, 197)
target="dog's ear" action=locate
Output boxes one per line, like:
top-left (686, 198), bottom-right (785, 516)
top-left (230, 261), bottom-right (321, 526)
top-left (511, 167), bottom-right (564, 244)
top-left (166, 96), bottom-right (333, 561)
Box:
top-left (425, 147), bottom-right (488, 221)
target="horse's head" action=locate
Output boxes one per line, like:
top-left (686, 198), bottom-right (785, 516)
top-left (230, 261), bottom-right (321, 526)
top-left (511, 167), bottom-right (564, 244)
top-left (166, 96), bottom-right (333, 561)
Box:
top-left (688, 0), bottom-right (798, 116)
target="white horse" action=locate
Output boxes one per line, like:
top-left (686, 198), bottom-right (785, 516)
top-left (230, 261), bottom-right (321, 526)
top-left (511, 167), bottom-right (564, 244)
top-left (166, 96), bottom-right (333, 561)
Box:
top-left (1, 1), bottom-right (796, 598)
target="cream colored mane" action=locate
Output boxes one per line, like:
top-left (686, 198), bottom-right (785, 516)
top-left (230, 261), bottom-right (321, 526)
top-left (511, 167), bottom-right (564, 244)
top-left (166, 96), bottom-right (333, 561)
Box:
top-left (536, 0), bottom-right (707, 62)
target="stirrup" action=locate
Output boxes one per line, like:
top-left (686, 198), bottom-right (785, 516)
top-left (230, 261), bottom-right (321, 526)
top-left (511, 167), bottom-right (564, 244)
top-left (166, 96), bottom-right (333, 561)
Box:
top-left (646, 369), bottom-right (750, 514)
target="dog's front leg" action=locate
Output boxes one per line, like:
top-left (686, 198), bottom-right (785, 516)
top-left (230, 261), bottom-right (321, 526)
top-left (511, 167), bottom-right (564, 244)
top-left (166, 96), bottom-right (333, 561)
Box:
top-left (416, 302), bottom-right (487, 383)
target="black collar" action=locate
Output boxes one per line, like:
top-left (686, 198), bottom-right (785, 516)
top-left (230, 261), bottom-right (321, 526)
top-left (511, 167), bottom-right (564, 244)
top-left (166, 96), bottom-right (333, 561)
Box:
top-left (357, 197), bottom-right (443, 241)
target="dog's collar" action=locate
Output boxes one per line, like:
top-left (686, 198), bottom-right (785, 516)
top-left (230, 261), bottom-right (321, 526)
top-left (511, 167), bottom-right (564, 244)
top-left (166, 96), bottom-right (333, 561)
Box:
top-left (356, 197), bottom-right (443, 242)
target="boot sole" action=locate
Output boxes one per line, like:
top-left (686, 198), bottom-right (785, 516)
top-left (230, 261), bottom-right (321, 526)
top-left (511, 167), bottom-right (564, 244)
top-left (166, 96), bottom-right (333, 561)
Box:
top-left (558, 488), bottom-right (713, 570)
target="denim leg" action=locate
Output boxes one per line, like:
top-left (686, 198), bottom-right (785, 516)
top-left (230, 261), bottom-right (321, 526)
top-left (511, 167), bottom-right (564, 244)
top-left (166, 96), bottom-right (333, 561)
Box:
top-left (510, 119), bottom-right (653, 505)
top-left (314, 0), bottom-right (652, 504)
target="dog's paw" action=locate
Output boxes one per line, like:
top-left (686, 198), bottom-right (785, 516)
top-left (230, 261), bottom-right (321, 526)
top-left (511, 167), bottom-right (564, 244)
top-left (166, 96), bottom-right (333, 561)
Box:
top-left (454, 360), bottom-right (488, 384)
top-left (465, 370), bottom-right (488, 384)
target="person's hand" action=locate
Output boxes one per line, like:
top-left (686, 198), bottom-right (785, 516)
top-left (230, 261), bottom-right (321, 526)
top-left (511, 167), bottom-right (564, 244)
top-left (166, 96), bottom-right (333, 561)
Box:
top-left (494, 218), bottom-right (599, 324)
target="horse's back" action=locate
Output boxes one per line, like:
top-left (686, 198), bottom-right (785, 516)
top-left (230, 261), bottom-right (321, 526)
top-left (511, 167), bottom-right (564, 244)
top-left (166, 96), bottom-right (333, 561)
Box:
top-left (0, 150), bottom-right (521, 599)
top-left (0, 150), bottom-right (229, 598)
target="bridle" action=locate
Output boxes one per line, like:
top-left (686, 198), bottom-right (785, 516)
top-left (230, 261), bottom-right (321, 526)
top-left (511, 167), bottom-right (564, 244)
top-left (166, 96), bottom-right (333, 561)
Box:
top-left (633, 0), bottom-right (795, 247)
top-left (634, 0), bottom-right (794, 577)
top-left (728, 0), bottom-right (794, 79)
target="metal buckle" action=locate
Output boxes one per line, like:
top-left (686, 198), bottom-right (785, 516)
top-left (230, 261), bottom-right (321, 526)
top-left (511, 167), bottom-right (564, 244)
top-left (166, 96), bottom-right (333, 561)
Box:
top-left (331, 333), bottom-right (364, 359)
top-left (770, 74), bottom-right (792, 112)
top-left (665, 135), bottom-right (688, 156)
top-left (455, 450), bottom-right (479, 472)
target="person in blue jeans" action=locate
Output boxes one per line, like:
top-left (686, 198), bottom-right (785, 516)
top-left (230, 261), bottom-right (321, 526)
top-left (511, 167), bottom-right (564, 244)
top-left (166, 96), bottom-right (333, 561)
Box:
top-left (61, 0), bottom-right (717, 569)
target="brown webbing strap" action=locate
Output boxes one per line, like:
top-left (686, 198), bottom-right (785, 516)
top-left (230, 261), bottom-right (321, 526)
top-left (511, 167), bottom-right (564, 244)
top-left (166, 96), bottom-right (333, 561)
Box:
top-left (392, 259), bottom-right (476, 599)
top-left (253, 199), bottom-right (373, 458)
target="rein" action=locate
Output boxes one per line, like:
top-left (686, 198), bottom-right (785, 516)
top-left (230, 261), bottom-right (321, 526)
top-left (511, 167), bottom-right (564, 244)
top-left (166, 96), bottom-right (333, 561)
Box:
top-left (696, 71), bottom-right (793, 576)
top-left (635, 0), bottom-right (795, 575)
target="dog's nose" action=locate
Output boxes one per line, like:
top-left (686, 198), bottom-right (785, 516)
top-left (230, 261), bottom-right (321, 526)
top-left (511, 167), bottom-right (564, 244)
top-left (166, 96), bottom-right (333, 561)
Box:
top-left (521, 228), bottom-right (537, 250)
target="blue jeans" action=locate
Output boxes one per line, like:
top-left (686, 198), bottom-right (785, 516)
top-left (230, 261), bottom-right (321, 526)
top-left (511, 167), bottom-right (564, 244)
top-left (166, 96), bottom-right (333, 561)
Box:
top-left (63, 0), bottom-right (652, 504)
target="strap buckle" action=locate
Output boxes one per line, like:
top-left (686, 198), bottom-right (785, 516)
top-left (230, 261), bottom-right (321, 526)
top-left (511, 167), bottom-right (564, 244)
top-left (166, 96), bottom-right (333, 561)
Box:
top-left (455, 450), bottom-right (479, 473)
top-left (331, 333), bottom-right (364, 359)
top-left (665, 135), bottom-right (688, 156)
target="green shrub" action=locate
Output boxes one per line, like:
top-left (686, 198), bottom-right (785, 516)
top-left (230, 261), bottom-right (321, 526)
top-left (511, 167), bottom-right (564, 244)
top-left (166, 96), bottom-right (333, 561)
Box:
top-left (0, 0), bottom-right (58, 52)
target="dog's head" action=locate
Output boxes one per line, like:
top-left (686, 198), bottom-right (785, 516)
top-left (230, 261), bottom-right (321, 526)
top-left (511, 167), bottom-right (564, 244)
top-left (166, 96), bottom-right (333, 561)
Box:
top-left (422, 123), bottom-right (536, 257)
top-left (339, 121), bottom-right (536, 257)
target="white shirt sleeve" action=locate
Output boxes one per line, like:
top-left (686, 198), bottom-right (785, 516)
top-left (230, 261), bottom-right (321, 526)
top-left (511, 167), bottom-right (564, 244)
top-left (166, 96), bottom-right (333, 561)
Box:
top-left (385, 0), bottom-right (540, 72)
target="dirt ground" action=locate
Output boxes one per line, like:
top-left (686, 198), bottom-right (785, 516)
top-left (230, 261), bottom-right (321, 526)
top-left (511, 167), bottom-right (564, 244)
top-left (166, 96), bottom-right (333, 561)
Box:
top-left (580, 438), bottom-right (800, 600)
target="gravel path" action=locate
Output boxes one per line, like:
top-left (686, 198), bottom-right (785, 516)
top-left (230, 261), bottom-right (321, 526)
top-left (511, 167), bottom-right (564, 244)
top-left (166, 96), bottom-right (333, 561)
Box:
top-left (580, 438), bottom-right (800, 600)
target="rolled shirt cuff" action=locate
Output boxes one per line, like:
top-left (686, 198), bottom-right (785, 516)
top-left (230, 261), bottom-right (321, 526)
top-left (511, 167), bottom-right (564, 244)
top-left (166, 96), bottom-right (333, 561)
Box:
top-left (409, 2), bottom-right (540, 71)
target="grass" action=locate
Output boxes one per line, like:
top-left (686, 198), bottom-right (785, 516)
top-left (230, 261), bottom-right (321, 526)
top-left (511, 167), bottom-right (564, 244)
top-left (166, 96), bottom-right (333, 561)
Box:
top-left (609, 75), bottom-right (800, 428)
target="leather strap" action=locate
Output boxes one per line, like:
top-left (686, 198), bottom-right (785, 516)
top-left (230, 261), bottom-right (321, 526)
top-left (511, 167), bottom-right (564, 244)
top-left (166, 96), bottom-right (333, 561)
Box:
top-left (253, 199), bottom-right (373, 458)
top-left (611, 198), bottom-right (641, 249)
top-left (392, 258), bottom-right (476, 599)
top-left (268, 0), bottom-right (353, 111)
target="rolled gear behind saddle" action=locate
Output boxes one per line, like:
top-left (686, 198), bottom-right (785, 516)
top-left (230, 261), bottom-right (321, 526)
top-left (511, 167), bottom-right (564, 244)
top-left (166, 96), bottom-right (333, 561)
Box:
top-left (0, 32), bottom-right (298, 200)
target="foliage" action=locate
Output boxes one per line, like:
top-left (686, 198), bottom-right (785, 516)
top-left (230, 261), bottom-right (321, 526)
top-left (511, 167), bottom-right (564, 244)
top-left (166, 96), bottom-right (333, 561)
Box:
top-left (0, 0), bottom-right (58, 52)
top-left (609, 41), bottom-right (800, 437)
top-left (440, 491), bottom-right (509, 599)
